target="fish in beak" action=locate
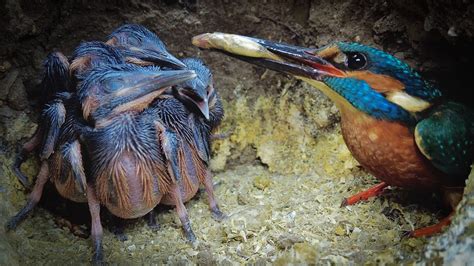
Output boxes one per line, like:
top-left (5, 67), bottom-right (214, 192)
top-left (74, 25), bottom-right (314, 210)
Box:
top-left (192, 33), bottom-right (346, 81)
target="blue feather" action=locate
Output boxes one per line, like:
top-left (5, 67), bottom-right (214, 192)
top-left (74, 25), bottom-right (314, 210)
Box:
top-left (337, 42), bottom-right (442, 102)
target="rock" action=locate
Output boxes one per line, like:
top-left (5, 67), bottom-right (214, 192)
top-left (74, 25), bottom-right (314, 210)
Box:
top-left (373, 13), bottom-right (405, 34)
top-left (293, 242), bottom-right (318, 262)
top-left (0, 61), bottom-right (12, 73)
top-left (334, 225), bottom-right (346, 236)
top-left (237, 193), bottom-right (249, 205)
top-left (196, 249), bottom-right (216, 266)
top-left (253, 175), bottom-right (272, 190)
top-left (7, 79), bottom-right (28, 110)
top-left (447, 26), bottom-right (458, 37)
top-left (0, 106), bottom-right (36, 142)
top-left (276, 233), bottom-right (304, 249)
top-left (243, 14), bottom-right (261, 24)
top-left (424, 166), bottom-right (474, 264)
top-left (0, 70), bottom-right (19, 101)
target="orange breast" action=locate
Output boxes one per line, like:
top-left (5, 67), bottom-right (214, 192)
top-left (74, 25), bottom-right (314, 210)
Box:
top-left (96, 151), bottom-right (169, 219)
top-left (339, 107), bottom-right (444, 191)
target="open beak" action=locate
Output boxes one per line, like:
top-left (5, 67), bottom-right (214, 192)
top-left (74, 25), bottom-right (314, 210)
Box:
top-left (192, 33), bottom-right (345, 80)
top-left (110, 69), bottom-right (196, 113)
top-left (178, 88), bottom-right (210, 120)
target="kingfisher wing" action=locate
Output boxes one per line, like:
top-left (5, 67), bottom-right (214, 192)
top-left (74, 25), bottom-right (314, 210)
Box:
top-left (415, 101), bottom-right (474, 177)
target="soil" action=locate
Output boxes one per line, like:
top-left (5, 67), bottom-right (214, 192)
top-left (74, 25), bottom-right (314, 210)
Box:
top-left (0, 0), bottom-right (473, 265)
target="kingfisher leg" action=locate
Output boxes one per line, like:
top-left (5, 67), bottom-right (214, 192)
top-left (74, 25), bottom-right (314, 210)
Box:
top-left (170, 183), bottom-right (196, 243)
top-left (5, 161), bottom-right (49, 231)
top-left (341, 182), bottom-right (388, 207)
top-left (145, 210), bottom-right (160, 231)
top-left (13, 128), bottom-right (44, 189)
top-left (86, 184), bottom-right (104, 265)
top-left (155, 121), bottom-right (196, 243)
top-left (407, 212), bottom-right (454, 238)
top-left (203, 170), bottom-right (226, 221)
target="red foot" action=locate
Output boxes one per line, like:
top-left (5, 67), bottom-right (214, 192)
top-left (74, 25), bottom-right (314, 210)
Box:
top-left (409, 212), bottom-right (454, 238)
top-left (341, 182), bottom-right (388, 207)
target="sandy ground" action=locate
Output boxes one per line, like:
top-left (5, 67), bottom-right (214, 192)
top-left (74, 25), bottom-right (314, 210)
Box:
top-left (3, 160), bottom-right (444, 265)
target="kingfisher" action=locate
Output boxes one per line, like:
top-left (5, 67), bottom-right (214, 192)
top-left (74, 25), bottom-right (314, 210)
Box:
top-left (192, 33), bottom-right (474, 237)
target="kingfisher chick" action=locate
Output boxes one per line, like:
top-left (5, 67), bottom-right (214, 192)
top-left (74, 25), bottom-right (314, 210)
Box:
top-left (193, 33), bottom-right (474, 237)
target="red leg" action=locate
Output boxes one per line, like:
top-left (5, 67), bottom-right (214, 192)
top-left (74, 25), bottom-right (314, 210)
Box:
top-left (156, 121), bottom-right (197, 242)
top-left (409, 212), bottom-right (454, 238)
top-left (6, 161), bottom-right (49, 230)
top-left (13, 128), bottom-right (43, 188)
top-left (341, 182), bottom-right (388, 207)
top-left (203, 170), bottom-right (226, 221)
top-left (86, 184), bottom-right (104, 265)
top-left (170, 183), bottom-right (196, 243)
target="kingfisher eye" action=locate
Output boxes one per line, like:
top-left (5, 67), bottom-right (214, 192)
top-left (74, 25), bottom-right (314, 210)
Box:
top-left (345, 52), bottom-right (367, 70)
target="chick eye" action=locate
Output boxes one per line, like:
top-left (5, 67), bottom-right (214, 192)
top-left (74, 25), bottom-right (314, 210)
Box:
top-left (345, 52), bottom-right (367, 70)
top-left (107, 79), bottom-right (124, 91)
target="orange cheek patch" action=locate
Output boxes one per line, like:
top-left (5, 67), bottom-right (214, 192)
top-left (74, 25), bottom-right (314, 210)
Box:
top-left (105, 37), bottom-right (118, 46)
top-left (112, 88), bottom-right (166, 115)
top-left (347, 71), bottom-right (405, 93)
top-left (70, 56), bottom-right (92, 75)
top-left (82, 95), bottom-right (99, 120)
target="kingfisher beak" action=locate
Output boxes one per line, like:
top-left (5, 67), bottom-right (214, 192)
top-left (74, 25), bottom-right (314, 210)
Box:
top-left (197, 99), bottom-right (210, 120)
top-left (177, 88), bottom-right (210, 120)
top-left (192, 33), bottom-right (345, 79)
top-left (122, 46), bottom-right (187, 69)
top-left (111, 70), bottom-right (196, 112)
top-left (141, 49), bottom-right (187, 69)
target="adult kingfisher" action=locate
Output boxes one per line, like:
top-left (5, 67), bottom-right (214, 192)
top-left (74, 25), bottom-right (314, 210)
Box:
top-left (192, 33), bottom-right (474, 237)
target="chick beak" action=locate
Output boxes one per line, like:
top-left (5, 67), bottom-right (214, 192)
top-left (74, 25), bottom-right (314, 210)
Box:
top-left (144, 49), bottom-right (187, 69)
top-left (111, 70), bottom-right (196, 113)
top-left (192, 33), bottom-right (345, 79)
top-left (126, 47), bottom-right (187, 69)
top-left (197, 99), bottom-right (210, 120)
top-left (178, 88), bottom-right (210, 120)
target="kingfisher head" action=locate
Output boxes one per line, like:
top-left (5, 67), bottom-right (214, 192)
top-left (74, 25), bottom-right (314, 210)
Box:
top-left (78, 63), bottom-right (196, 127)
top-left (106, 24), bottom-right (186, 69)
top-left (193, 33), bottom-right (443, 124)
top-left (70, 41), bottom-right (125, 78)
top-left (172, 58), bottom-right (214, 120)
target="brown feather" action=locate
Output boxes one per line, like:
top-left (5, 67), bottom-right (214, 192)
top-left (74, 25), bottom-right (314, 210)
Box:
top-left (339, 104), bottom-right (444, 190)
top-left (347, 71), bottom-right (405, 93)
top-left (70, 56), bottom-right (92, 76)
top-left (82, 95), bottom-right (99, 121)
top-left (111, 157), bottom-right (132, 210)
top-left (178, 147), bottom-right (197, 198)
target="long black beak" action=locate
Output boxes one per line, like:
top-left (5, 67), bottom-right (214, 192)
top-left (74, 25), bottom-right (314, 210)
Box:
top-left (140, 48), bottom-right (187, 69)
top-left (192, 33), bottom-right (345, 79)
top-left (109, 69), bottom-right (197, 111)
top-left (122, 47), bottom-right (187, 69)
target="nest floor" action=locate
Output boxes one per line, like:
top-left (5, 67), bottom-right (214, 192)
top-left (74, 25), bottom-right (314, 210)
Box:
top-left (2, 162), bottom-right (445, 265)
